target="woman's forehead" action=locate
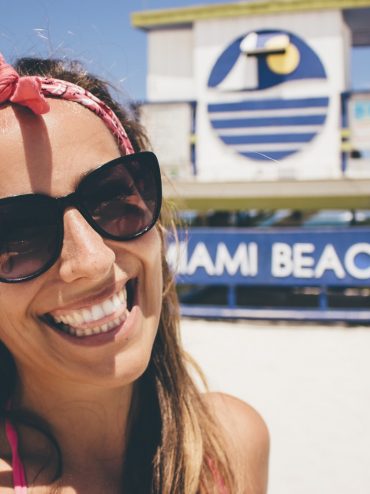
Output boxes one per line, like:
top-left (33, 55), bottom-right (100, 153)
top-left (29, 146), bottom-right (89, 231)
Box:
top-left (0, 99), bottom-right (120, 197)
top-left (0, 99), bottom-right (117, 147)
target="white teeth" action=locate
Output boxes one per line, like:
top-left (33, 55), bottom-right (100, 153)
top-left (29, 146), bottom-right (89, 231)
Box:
top-left (118, 290), bottom-right (125, 303)
top-left (58, 312), bottom-right (128, 338)
top-left (65, 314), bottom-right (75, 325)
top-left (49, 287), bottom-right (131, 338)
top-left (112, 294), bottom-right (121, 309)
top-left (91, 305), bottom-right (105, 320)
top-left (82, 309), bottom-right (93, 323)
top-left (53, 287), bottom-right (128, 326)
top-left (73, 312), bottom-right (84, 324)
top-left (48, 288), bottom-right (128, 338)
top-left (102, 298), bottom-right (115, 315)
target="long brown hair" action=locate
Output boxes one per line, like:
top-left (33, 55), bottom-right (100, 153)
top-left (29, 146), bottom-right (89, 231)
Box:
top-left (0, 57), bottom-right (238, 493)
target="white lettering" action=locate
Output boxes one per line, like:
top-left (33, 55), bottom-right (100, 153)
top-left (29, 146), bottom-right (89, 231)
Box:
top-left (271, 243), bottom-right (292, 277)
top-left (249, 242), bottom-right (258, 277)
top-left (214, 242), bottom-right (258, 276)
top-left (187, 242), bottom-right (215, 275)
top-left (293, 243), bottom-right (315, 278)
top-left (315, 244), bottom-right (345, 279)
top-left (345, 243), bottom-right (370, 279)
top-left (166, 241), bottom-right (188, 275)
top-left (168, 238), bottom-right (370, 283)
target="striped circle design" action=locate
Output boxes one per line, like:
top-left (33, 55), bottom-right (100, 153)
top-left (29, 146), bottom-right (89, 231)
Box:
top-left (208, 96), bottom-right (329, 161)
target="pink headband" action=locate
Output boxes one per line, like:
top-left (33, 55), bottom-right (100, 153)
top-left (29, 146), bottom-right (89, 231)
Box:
top-left (0, 54), bottom-right (134, 155)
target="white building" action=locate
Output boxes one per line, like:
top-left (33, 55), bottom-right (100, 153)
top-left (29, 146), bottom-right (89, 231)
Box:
top-left (132, 0), bottom-right (370, 211)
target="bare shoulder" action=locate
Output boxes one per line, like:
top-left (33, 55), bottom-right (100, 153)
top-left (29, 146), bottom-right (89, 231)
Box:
top-left (204, 392), bottom-right (269, 494)
top-left (0, 458), bottom-right (13, 492)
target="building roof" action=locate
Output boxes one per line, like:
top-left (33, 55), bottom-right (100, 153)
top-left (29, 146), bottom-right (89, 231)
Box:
top-left (163, 178), bottom-right (370, 210)
top-left (132, 0), bottom-right (370, 30)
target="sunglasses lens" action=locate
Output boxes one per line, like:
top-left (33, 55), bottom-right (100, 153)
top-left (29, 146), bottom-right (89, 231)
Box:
top-left (0, 153), bottom-right (161, 283)
top-left (0, 197), bottom-right (60, 281)
top-left (80, 152), bottom-right (161, 240)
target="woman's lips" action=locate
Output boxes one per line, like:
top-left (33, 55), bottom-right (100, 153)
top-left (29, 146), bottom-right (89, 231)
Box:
top-left (42, 279), bottom-right (138, 338)
top-left (51, 288), bottom-right (127, 327)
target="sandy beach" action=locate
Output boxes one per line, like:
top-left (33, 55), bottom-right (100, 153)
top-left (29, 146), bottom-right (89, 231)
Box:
top-left (181, 318), bottom-right (370, 494)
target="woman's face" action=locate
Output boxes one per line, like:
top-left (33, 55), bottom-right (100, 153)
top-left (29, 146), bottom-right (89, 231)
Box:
top-left (0, 100), bottom-right (163, 392)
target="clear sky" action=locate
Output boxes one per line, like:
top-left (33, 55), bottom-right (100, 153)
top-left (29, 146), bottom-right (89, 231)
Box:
top-left (0, 0), bottom-right (227, 102)
top-left (1, 0), bottom-right (369, 103)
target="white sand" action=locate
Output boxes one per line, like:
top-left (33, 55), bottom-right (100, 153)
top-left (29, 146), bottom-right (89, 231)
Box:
top-left (180, 318), bottom-right (370, 494)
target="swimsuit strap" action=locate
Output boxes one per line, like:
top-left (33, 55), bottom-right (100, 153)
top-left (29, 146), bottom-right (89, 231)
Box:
top-left (5, 420), bottom-right (28, 493)
top-left (208, 457), bottom-right (229, 494)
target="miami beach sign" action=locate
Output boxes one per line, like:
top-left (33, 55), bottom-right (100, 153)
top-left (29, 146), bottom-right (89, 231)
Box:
top-left (167, 229), bottom-right (370, 286)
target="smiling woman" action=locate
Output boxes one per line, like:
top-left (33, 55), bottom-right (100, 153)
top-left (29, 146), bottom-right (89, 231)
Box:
top-left (0, 54), bottom-right (268, 493)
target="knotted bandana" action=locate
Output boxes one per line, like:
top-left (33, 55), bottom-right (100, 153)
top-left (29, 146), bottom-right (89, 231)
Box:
top-left (0, 54), bottom-right (49, 114)
top-left (0, 53), bottom-right (134, 155)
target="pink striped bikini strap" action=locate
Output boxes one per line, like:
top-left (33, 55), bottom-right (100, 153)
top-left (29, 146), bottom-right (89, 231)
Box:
top-left (5, 420), bottom-right (28, 493)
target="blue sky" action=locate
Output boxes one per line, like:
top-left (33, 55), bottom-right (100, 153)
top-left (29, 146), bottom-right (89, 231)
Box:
top-left (1, 0), bottom-right (369, 102)
top-left (0, 0), bottom-right (226, 102)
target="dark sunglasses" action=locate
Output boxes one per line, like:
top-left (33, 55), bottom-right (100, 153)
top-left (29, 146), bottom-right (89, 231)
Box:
top-left (0, 151), bottom-right (162, 283)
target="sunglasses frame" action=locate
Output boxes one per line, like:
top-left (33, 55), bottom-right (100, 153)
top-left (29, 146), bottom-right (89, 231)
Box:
top-left (0, 151), bottom-right (162, 283)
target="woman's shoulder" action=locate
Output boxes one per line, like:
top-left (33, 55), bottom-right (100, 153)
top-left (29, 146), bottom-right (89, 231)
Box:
top-left (204, 392), bottom-right (269, 494)
top-left (0, 458), bottom-right (13, 492)
top-left (204, 391), bottom-right (269, 450)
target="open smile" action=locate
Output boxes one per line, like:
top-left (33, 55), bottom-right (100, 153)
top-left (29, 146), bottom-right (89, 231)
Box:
top-left (42, 279), bottom-right (137, 338)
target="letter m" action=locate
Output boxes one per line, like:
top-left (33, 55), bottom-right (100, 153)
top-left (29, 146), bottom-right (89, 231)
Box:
top-left (214, 243), bottom-right (251, 276)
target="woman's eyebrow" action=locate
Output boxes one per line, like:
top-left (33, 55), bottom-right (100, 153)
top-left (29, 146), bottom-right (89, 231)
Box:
top-left (72, 164), bottom-right (101, 189)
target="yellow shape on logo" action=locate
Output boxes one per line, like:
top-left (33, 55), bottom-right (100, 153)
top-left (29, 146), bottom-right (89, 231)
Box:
top-left (266, 36), bottom-right (300, 75)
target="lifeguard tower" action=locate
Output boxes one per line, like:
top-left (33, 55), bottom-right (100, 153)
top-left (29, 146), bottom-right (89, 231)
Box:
top-left (132, 1), bottom-right (370, 321)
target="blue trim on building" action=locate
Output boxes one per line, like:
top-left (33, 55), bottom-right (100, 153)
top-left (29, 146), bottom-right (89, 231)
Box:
top-left (220, 133), bottom-right (316, 144)
top-left (180, 305), bottom-right (370, 323)
top-left (240, 149), bottom-right (298, 160)
top-left (208, 97), bottom-right (329, 112)
top-left (211, 114), bottom-right (326, 128)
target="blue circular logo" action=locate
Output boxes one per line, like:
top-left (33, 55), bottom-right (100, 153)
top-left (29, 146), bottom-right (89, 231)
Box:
top-left (207, 29), bottom-right (329, 162)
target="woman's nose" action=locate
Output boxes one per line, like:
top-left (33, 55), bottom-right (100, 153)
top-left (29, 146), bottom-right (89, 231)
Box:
top-left (58, 208), bottom-right (116, 283)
